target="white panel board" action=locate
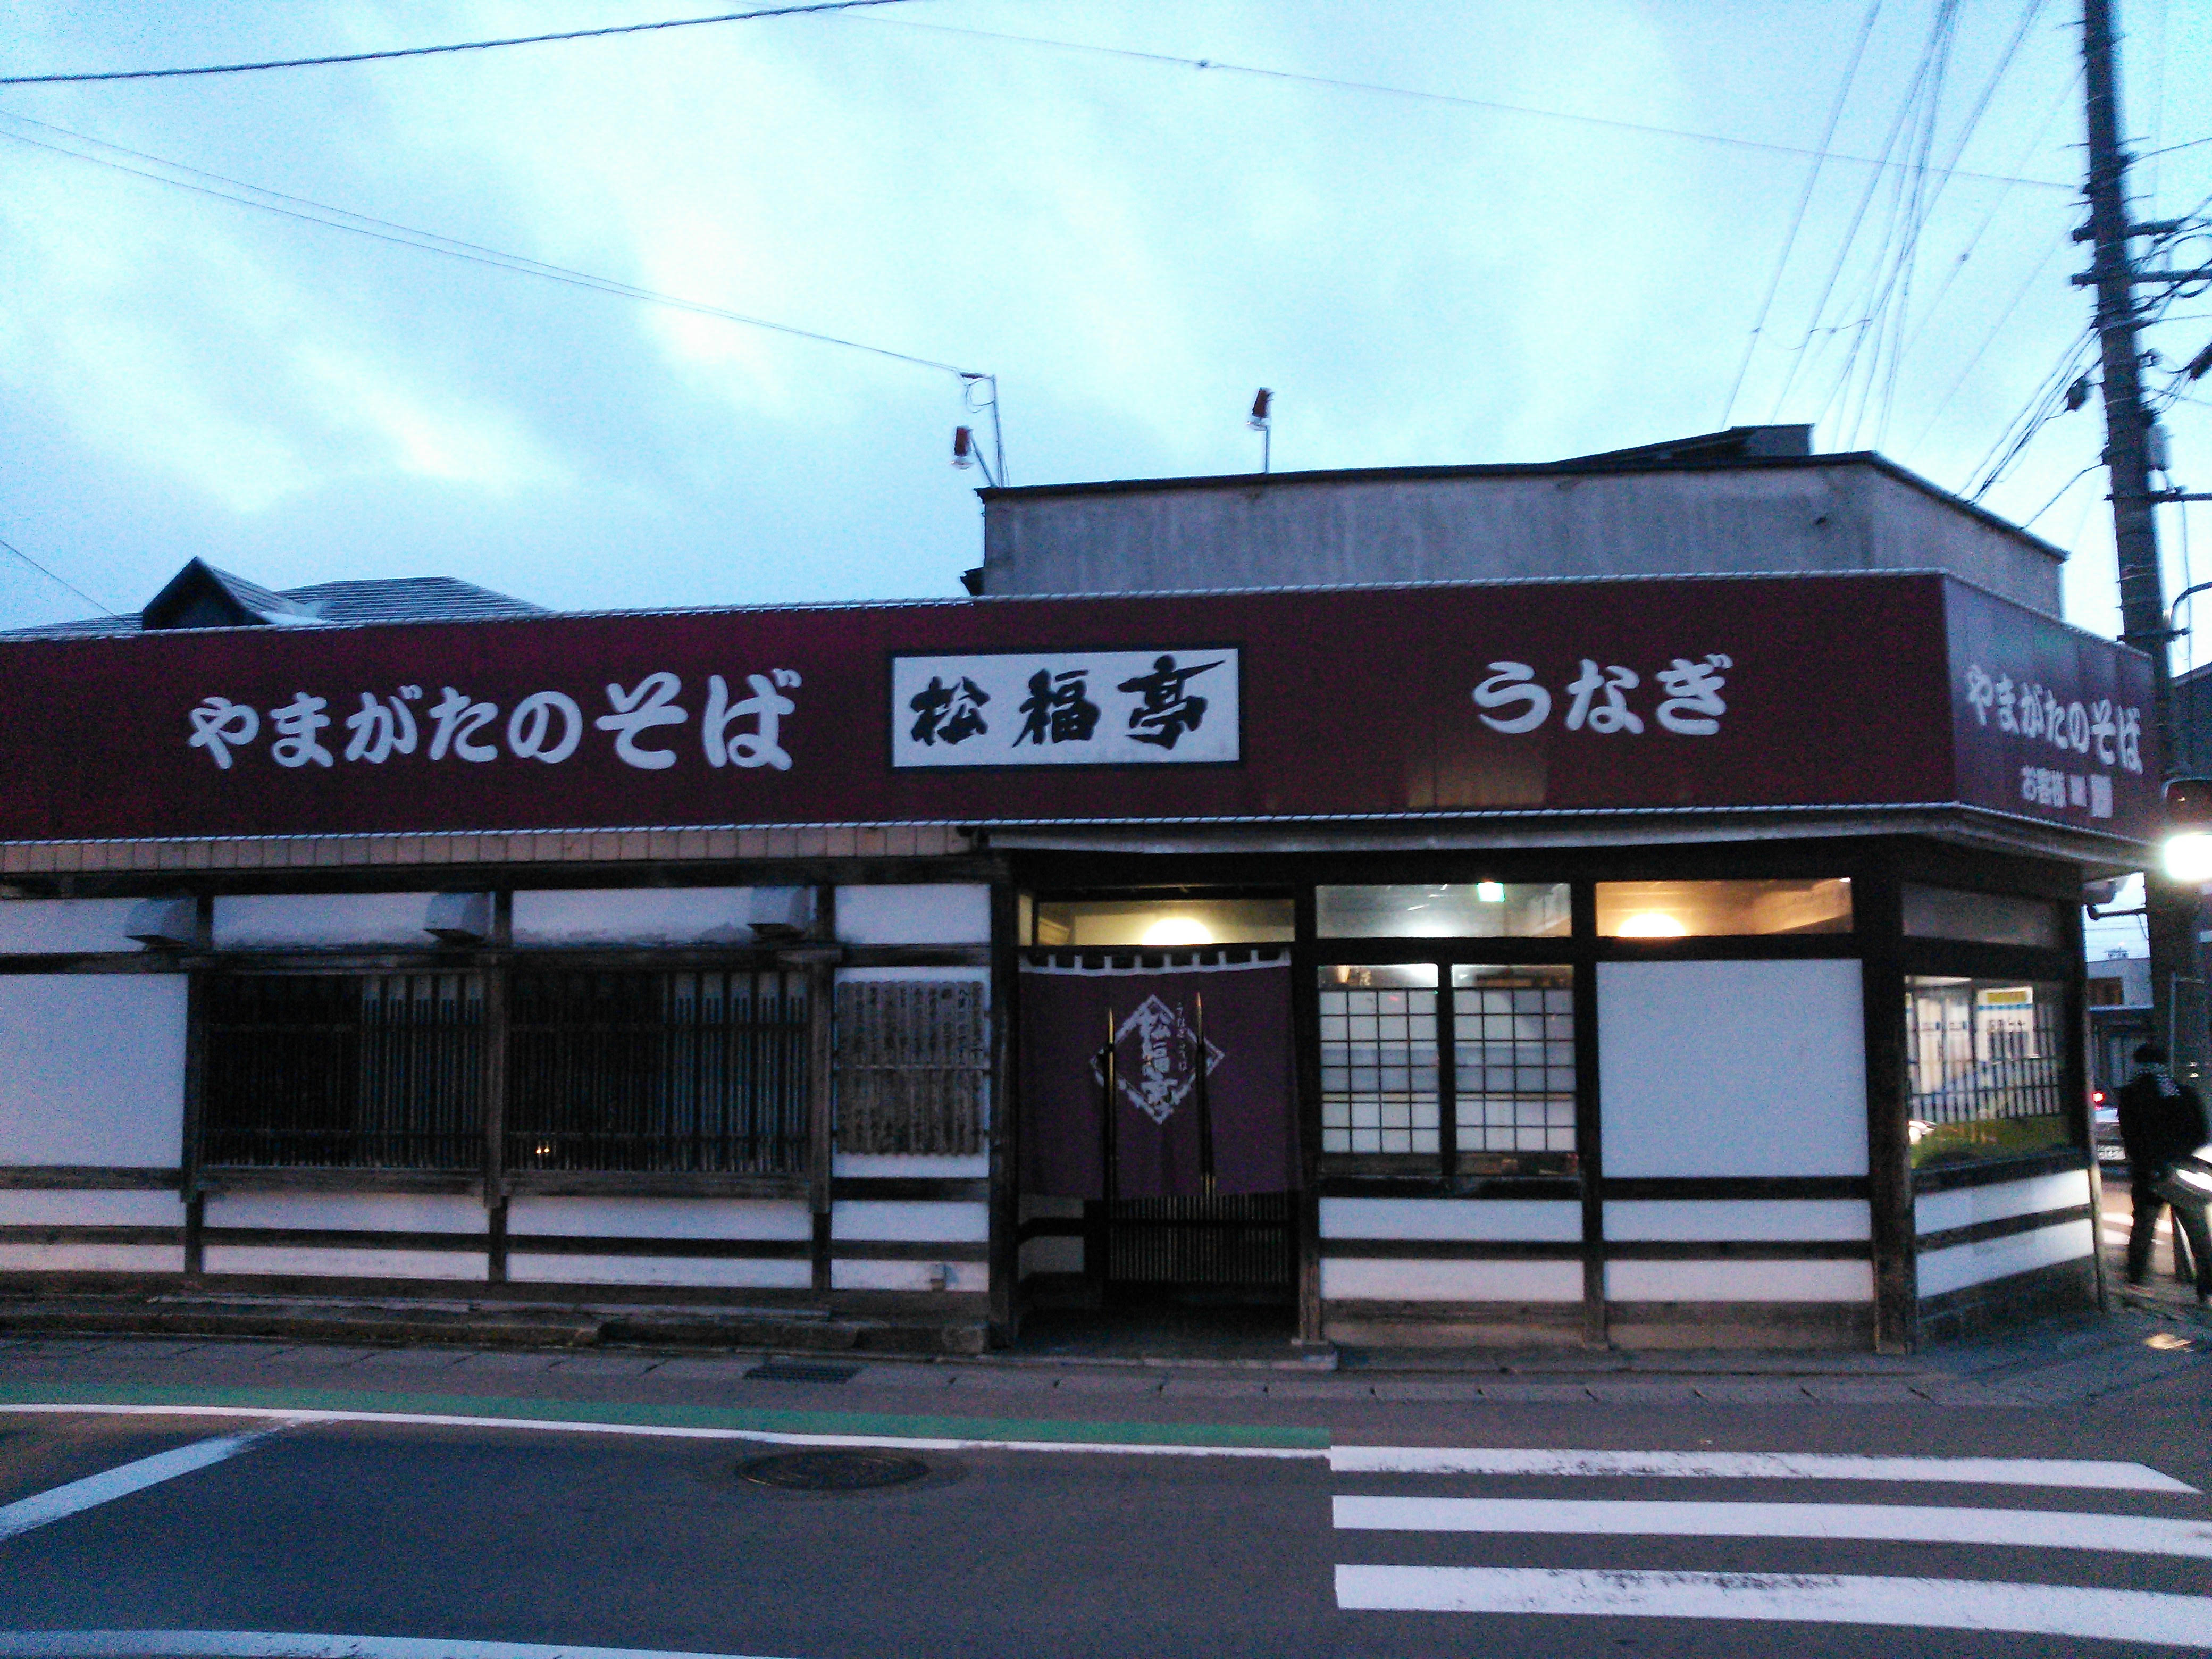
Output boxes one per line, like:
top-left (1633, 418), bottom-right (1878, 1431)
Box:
top-left (0, 1191), bottom-right (182, 1226)
top-left (835, 886), bottom-right (992, 946)
top-left (511, 889), bottom-right (760, 946)
top-left (833, 1154), bottom-right (991, 1178)
top-left (1916, 1169), bottom-right (2091, 1237)
top-left (504, 1197), bottom-right (810, 1240)
top-left (203, 1193), bottom-right (485, 1233)
top-left (1605, 1200), bottom-right (1871, 1242)
top-left (1598, 960), bottom-right (1868, 1178)
top-left (831, 1258), bottom-right (987, 1291)
top-left (0, 900), bottom-right (141, 956)
top-left (0, 1244), bottom-right (182, 1272)
top-left (213, 894), bottom-right (438, 948)
top-left (507, 1254), bottom-right (811, 1289)
top-left (1917, 1218), bottom-right (2095, 1299)
top-left (0, 976), bottom-right (186, 1167)
top-left (201, 1246), bottom-right (485, 1280)
top-left (1605, 1259), bottom-right (1874, 1302)
top-left (1319, 1258), bottom-right (1584, 1302)
top-left (832, 1201), bottom-right (990, 1242)
top-left (1320, 1199), bottom-right (1582, 1242)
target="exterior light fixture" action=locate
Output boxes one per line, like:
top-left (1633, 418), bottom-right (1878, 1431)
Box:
top-left (1141, 916), bottom-right (1214, 946)
top-left (1616, 912), bottom-right (1687, 939)
top-left (2165, 777), bottom-right (2212, 884)
top-left (1249, 388), bottom-right (1272, 474)
top-left (952, 426), bottom-right (976, 468)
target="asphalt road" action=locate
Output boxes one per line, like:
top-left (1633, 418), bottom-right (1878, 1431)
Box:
top-left (1, 1354), bottom-right (2209, 1658)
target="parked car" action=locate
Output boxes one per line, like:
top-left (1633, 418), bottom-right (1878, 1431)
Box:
top-left (2092, 1089), bottom-right (2126, 1165)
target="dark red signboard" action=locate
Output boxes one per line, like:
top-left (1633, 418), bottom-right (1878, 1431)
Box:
top-left (0, 573), bottom-right (2161, 843)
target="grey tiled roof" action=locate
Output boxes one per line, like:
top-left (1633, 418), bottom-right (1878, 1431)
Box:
top-left (0, 571), bottom-right (544, 638)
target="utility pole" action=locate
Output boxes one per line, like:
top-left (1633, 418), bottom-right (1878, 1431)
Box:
top-left (2079, 0), bottom-right (2200, 1071)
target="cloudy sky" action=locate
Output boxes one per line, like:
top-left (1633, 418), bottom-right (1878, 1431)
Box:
top-left (2, 2), bottom-right (2208, 658)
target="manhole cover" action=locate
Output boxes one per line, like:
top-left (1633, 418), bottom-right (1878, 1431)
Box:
top-left (738, 1450), bottom-right (929, 1490)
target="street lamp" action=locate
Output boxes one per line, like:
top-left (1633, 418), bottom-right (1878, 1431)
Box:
top-left (2165, 776), bottom-right (2212, 882)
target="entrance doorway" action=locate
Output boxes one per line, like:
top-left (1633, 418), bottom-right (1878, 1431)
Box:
top-left (1017, 895), bottom-right (1301, 1336)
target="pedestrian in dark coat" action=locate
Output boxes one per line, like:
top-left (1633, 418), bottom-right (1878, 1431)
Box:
top-left (2116, 1042), bottom-right (2212, 1301)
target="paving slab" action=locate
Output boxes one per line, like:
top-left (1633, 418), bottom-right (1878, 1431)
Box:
top-left (1582, 1381), bottom-right (1702, 1403)
top-left (650, 1358), bottom-right (759, 1381)
top-left (547, 1355), bottom-right (666, 1377)
top-left (452, 1351), bottom-right (562, 1375)
top-left (354, 1347), bottom-right (473, 1370)
top-left (1264, 1380), bottom-right (1367, 1400)
top-left (1690, 1381), bottom-right (1815, 1404)
top-left (1365, 1379), bottom-right (1485, 1402)
top-left (846, 1364), bottom-right (954, 1390)
top-left (1478, 1382), bottom-right (1596, 1402)
top-left (1157, 1377), bottom-right (1269, 1398)
top-left (1801, 1380), bottom-right (1930, 1404)
top-left (945, 1369), bottom-right (1057, 1393)
top-left (1049, 1371), bottom-right (1166, 1396)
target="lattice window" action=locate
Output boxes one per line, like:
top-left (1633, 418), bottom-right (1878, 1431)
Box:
top-left (202, 973), bottom-right (485, 1170)
top-left (1452, 964), bottom-right (1576, 1156)
top-left (1318, 965), bottom-right (1439, 1154)
top-left (835, 981), bottom-right (988, 1155)
top-left (1905, 976), bottom-right (2072, 1166)
top-left (506, 969), bottom-right (810, 1174)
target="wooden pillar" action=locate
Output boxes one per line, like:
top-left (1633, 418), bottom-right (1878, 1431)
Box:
top-left (482, 893), bottom-right (511, 1284)
top-left (179, 907), bottom-right (211, 1278)
top-left (987, 876), bottom-right (1020, 1344)
top-left (1291, 887), bottom-right (1325, 1346)
top-left (803, 886), bottom-right (839, 1297)
top-left (1858, 854), bottom-right (1917, 1353)
top-left (1571, 879), bottom-right (1608, 1350)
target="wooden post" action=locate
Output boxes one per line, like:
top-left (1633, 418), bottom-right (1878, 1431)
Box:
top-left (1101, 1004), bottom-right (1120, 1202)
top-left (482, 896), bottom-right (510, 1283)
top-left (987, 878), bottom-right (1020, 1343)
top-left (179, 909), bottom-right (211, 1278)
top-left (1858, 857), bottom-right (1917, 1353)
top-left (1572, 879), bottom-right (1608, 1350)
top-left (1193, 991), bottom-right (1217, 1199)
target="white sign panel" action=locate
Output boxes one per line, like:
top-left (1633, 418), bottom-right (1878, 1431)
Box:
top-left (891, 649), bottom-right (1240, 768)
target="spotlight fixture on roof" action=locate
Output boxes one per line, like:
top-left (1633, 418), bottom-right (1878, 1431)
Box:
top-left (1249, 388), bottom-right (1272, 474)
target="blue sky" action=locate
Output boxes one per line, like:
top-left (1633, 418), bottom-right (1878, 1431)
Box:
top-left (2, 1), bottom-right (2208, 657)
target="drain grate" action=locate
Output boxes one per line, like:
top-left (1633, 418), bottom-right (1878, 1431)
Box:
top-left (745, 1359), bottom-right (862, 1384)
top-left (738, 1449), bottom-right (929, 1490)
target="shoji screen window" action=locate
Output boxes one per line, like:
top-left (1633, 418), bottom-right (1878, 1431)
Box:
top-left (1318, 964), bottom-right (1439, 1155)
top-left (1452, 965), bottom-right (1578, 1174)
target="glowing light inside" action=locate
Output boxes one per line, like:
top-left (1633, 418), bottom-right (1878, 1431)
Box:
top-left (1616, 912), bottom-right (1687, 939)
top-left (2166, 831), bottom-right (2212, 884)
top-left (1141, 916), bottom-right (1214, 946)
top-left (1475, 882), bottom-right (1506, 903)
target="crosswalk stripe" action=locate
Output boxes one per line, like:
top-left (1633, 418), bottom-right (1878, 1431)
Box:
top-left (1333, 1566), bottom-right (2212, 1646)
top-left (0, 1431), bottom-right (277, 1542)
top-left (1327, 1446), bottom-right (2198, 1492)
top-left (1333, 1495), bottom-right (2212, 1557)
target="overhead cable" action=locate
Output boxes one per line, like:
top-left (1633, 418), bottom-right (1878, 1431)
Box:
top-left (0, 114), bottom-right (976, 378)
top-left (0, 0), bottom-right (926, 86)
top-left (0, 531), bottom-right (113, 614)
top-left (845, 14), bottom-right (2075, 191)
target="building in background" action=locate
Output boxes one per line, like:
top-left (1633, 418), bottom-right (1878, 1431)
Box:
top-left (0, 429), bottom-right (2151, 1353)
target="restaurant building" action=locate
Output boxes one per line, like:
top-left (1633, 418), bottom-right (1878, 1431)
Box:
top-left (0, 428), bottom-right (2155, 1354)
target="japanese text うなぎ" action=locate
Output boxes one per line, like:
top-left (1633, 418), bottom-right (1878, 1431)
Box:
top-left (186, 672), bottom-right (802, 773)
top-left (1471, 655), bottom-right (1734, 735)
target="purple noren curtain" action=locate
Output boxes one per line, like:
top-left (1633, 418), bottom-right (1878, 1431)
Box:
top-left (1019, 954), bottom-right (1296, 1197)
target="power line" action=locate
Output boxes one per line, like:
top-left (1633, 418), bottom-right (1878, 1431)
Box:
top-left (0, 531), bottom-right (113, 615)
top-left (1719, 0), bottom-right (1884, 427)
top-left (845, 14), bottom-right (2075, 191)
top-left (0, 0), bottom-right (927, 86)
top-left (0, 114), bottom-right (977, 378)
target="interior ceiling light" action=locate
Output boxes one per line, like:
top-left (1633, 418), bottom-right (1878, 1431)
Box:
top-left (1476, 882), bottom-right (1506, 902)
top-left (1616, 912), bottom-right (1687, 939)
top-left (1141, 916), bottom-right (1214, 946)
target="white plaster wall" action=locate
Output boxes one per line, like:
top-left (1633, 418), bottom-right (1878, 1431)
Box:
top-left (836, 885), bottom-right (992, 945)
top-left (0, 1190), bottom-right (182, 1226)
top-left (1598, 960), bottom-right (1869, 1178)
top-left (0, 900), bottom-right (143, 955)
top-left (834, 1154), bottom-right (990, 1178)
top-left (512, 889), bottom-right (763, 946)
top-left (213, 893), bottom-right (439, 948)
top-left (201, 1246), bottom-right (485, 1280)
top-left (504, 1197), bottom-right (810, 1239)
top-left (1916, 1218), bottom-right (2095, 1298)
top-left (0, 1244), bottom-right (183, 1272)
top-left (507, 1254), bottom-right (811, 1289)
top-left (0, 976), bottom-right (186, 1166)
top-left (1319, 1258), bottom-right (1584, 1302)
top-left (1319, 1199), bottom-right (1582, 1241)
top-left (1605, 1259), bottom-right (1873, 1302)
top-left (831, 1258), bottom-right (987, 1292)
top-left (1604, 1200), bottom-right (1872, 1241)
top-left (832, 1201), bottom-right (989, 1242)
top-left (1916, 1169), bottom-right (2091, 1236)
top-left (203, 1193), bottom-right (485, 1233)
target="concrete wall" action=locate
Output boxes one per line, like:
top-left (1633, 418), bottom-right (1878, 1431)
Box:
top-left (979, 462), bottom-right (2062, 615)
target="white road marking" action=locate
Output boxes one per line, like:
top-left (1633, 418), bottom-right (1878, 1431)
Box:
top-left (0, 1633), bottom-right (787, 1659)
top-left (1334, 1494), bottom-right (2212, 1557)
top-left (0, 1429), bottom-right (280, 1541)
top-left (1333, 1565), bottom-right (2212, 1646)
top-left (1328, 1445), bottom-right (2199, 1492)
top-left (0, 1405), bottom-right (1322, 1462)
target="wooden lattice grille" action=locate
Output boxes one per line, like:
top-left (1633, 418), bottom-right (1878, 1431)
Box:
top-left (834, 981), bottom-right (988, 1155)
